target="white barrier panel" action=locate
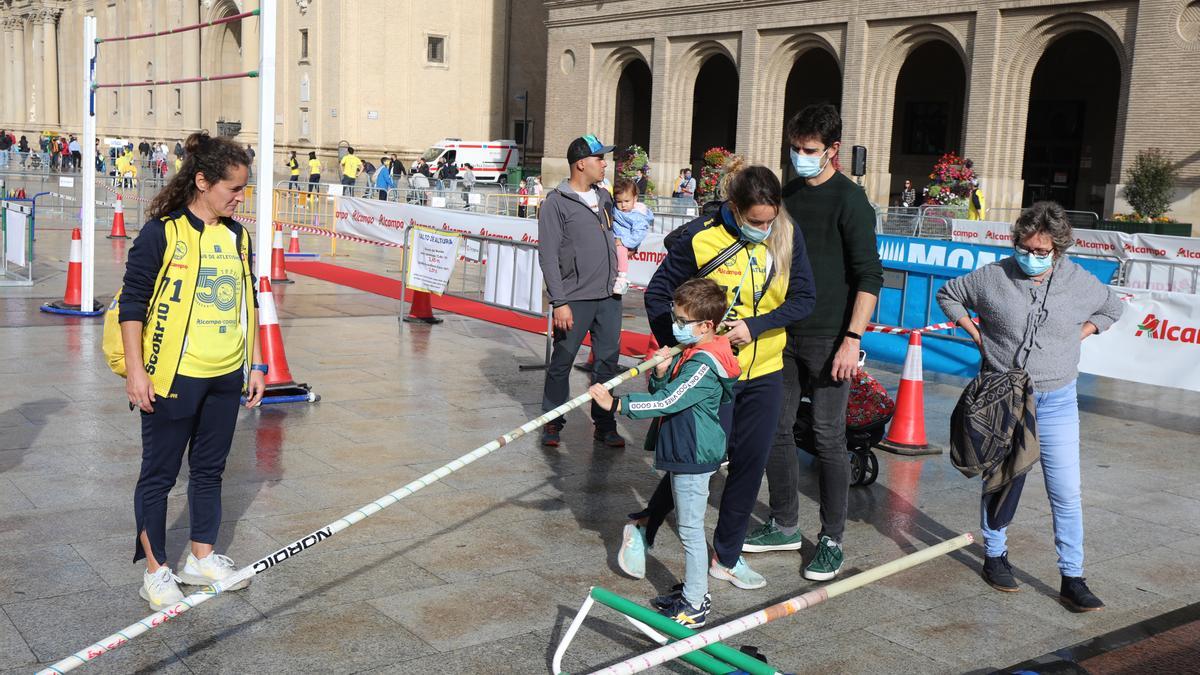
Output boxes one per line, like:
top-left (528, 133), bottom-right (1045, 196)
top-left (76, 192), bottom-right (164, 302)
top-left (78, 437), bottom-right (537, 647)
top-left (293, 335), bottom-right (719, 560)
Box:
top-left (1080, 287), bottom-right (1200, 392)
top-left (951, 219), bottom-right (1200, 264)
top-left (4, 203), bottom-right (28, 267)
top-left (483, 242), bottom-right (543, 314)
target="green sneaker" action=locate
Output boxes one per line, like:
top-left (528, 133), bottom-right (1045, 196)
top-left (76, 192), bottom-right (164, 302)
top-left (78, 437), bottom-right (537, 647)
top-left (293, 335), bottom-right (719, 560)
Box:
top-left (803, 535), bottom-right (844, 581)
top-left (742, 519), bottom-right (804, 553)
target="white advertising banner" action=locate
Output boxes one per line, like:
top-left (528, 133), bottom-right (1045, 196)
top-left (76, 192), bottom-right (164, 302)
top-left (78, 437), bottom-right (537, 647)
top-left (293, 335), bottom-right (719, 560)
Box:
top-left (332, 197), bottom-right (665, 287)
top-left (405, 227), bottom-right (460, 295)
top-left (951, 219), bottom-right (1200, 265)
top-left (1080, 287), bottom-right (1200, 392)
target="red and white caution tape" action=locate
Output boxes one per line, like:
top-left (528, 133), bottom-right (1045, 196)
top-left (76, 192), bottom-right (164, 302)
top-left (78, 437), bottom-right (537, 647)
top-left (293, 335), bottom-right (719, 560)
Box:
top-left (866, 317), bottom-right (978, 336)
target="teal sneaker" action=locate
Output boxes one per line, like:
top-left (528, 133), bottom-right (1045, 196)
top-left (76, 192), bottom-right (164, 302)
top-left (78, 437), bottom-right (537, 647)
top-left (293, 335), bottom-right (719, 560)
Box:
top-left (709, 556), bottom-right (766, 590)
top-left (803, 535), bottom-right (844, 581)
top-left (617, 522), bottom-right (646, 579)
top-left (742, 519), bottom-right (804, 553)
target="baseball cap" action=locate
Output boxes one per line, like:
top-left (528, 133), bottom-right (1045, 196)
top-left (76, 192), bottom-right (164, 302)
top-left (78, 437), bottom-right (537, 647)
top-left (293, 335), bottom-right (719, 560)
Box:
top-left (567, 134), bottom-right (615, 164)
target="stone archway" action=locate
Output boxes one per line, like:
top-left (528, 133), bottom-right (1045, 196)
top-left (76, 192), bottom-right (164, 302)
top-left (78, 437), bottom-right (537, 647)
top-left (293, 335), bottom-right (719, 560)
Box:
top-left (688, 54), bottom-right (739, 172)
top-left (201, 0), bottom-right (244, 135)
top-left (1021, 32), bottom-right (1121, 212)
top-left (780, 47), bottom-right (842, 180)
top-left (888, 40), bottom-right (967, 204)
top-left (614, 58), bottom-right (651, 152)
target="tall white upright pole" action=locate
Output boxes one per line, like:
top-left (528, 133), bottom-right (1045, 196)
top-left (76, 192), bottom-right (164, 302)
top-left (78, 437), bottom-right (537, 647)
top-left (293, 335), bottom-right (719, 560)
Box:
top-left (81, 16), bottom-right (97, 310)
top-left (255, 0), bottom-right (277, 280)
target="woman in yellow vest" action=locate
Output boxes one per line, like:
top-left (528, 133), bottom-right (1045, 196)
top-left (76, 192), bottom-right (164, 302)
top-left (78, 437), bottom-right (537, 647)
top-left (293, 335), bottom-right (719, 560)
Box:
top-left (119, 132), bottom-right (265, 610)
top-left (307, 151), bottom-right (321, 192)
top-left (287, 150), bottom-right (301, 189)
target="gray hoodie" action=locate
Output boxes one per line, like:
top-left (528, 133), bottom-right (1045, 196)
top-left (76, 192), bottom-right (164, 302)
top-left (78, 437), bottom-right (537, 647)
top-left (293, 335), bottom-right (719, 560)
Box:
top-left (936, 256), bottom-right (1124, 392)
top-left (537, 180), bottom-right (618, 306)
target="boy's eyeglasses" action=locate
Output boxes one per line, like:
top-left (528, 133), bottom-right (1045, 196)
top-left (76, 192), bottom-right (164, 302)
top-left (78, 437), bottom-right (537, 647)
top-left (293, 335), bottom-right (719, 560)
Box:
top-left (669, 304), bottom-right (705, 330)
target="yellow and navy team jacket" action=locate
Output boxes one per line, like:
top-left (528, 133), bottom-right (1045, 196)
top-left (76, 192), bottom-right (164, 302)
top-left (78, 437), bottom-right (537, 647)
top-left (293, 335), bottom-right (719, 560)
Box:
top-left (645, 203), bottom-right (816, 381)
top-left (118, 210), bottom-right (258, 397)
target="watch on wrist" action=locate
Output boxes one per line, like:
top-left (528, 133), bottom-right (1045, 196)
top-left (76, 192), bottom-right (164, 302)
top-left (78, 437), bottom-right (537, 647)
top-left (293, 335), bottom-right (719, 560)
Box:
top-left (844, 330), bottom-right (862, 341)
top-left (251, 363), bottom-right (269, 375)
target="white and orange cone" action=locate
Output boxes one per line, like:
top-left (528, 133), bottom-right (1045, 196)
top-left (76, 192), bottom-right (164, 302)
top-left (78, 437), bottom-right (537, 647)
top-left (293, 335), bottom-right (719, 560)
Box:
top-left (40, 228), bottom-right (104, 315)
top-left (288, 227), bottom-right (301, 254)
top-left (257, 277), bottom-right (297, 388)
top-left (106, 194), bottom-right (128, 239)
top-left (878, 331), bottom-right (940, 455)
top-left (270, 224), bottom-right (292, 284)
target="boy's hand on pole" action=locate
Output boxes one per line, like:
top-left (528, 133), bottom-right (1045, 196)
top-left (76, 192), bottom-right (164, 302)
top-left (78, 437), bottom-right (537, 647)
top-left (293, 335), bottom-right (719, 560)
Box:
top-left (652, 347), bottom-right (673, 377)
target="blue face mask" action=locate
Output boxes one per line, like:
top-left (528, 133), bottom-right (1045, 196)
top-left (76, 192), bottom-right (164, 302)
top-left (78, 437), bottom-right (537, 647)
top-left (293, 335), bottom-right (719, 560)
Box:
top-left (790, 148), bottom-right (828, 178)
top-left (672, 322), bottom-right (701, 346)
top-left (1015, 249), bottom-right (1054, 276)
top-left (740, 223), bottom-right (771, 243)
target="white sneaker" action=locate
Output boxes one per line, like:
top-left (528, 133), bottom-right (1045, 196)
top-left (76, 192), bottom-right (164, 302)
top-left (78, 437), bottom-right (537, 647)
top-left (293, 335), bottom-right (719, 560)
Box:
top-left (613, 273), bottom-right (630, 295)
top-left (139, 566), bottom-right (185, 610)
top-left (177, 551), bottom-right (251, 590)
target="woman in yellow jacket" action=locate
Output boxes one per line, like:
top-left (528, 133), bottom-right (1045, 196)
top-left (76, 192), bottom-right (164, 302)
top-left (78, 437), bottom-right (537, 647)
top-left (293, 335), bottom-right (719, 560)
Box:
top-left (621, 162), bottom-right (817, 590)
top-left (120, 132), bottom-right (265, 610)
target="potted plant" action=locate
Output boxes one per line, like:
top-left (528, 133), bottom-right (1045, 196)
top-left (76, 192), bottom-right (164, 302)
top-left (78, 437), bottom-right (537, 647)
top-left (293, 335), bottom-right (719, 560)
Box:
top-left (697, 147), bottom-right (733, 203)
top-left (1105, 148), bottom-right (1190, 236)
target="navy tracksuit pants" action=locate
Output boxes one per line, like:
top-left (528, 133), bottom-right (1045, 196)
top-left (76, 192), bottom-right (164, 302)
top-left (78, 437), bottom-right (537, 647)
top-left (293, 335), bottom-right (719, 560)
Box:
top-left (133, 370), bottom-right (243, 564)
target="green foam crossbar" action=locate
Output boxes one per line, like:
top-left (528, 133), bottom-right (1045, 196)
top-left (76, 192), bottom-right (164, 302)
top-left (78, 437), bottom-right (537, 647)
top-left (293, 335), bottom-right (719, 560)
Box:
top-left (589, 587), bottom-right (776, 675)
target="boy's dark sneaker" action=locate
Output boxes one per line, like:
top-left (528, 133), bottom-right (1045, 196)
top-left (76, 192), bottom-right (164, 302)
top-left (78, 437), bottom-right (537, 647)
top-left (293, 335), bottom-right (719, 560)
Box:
top-left (594, 429), bottom-right (626, 448)
top-left (1060, 576), bottom-right (1105, 612)
top-left (982, 553), bottom-right (1019, 592)
top-left (650, 583), bottom-right (684, 610)
top-left (657, 593), bottom-right (711, 628)
top-left (541, 423), bottom-right (562, 447)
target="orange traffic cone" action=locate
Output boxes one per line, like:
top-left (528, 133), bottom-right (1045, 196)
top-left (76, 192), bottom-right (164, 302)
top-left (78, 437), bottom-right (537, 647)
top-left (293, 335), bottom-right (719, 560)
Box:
top-left (288, 227), bottom-right (301, 253)
top-left (40, 228), bottom-right (104, 316)
top-left (257, 277), bottom-right (296, 387)
top-left (270, 224), bottom-right (292, 284)
top-left (106, 194), bottom-right (128, 239)
top-left (878, 331), bottom-right (941, 455)
top-left (403, 290), bottom-right (443, 324)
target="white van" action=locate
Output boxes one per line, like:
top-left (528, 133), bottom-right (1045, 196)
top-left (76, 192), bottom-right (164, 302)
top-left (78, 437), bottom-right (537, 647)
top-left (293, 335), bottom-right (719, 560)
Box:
top-left (413, 138), bottom-right (520, 185)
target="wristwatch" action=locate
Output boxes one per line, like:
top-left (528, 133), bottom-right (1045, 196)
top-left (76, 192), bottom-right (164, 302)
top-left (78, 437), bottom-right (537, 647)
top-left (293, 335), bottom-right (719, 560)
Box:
top-left (250, 363), bottom-right (269, 375)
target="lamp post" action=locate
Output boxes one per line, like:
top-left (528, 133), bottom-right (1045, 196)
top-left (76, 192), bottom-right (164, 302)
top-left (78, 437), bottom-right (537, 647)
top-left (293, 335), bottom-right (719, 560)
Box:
top-left (515, 90), bottom-right (528, 183)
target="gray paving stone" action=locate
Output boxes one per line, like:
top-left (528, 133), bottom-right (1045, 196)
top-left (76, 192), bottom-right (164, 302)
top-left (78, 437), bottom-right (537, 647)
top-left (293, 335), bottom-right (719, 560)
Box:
top-left (0, 544), bottom-right (106, 605)
top-left (369, 569), bottom-right (560, 652)
top-left (0, 610), bottom-right (35, 672)
top-left (0, 478), bottom-right (34, 515)
top-left (769, 627), bottom-right (953, 673)
top-left (166, 602), bottom-right (432, 673)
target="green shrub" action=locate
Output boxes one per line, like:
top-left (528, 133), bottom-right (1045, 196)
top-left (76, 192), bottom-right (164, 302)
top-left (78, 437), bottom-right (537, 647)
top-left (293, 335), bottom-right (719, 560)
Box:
top-left (1123, 148), bottom-right (1177, 221)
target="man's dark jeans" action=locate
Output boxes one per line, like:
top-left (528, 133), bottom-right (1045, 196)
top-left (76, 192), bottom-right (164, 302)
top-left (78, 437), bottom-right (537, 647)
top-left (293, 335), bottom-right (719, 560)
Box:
top-left (765, 334), bottom-right (851, 542)
top-left (541, 296), bottom-right (622, 432)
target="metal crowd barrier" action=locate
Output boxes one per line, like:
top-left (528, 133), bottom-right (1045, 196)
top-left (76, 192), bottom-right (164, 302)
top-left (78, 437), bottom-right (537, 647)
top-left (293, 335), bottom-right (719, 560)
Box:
top-left (1118, 259), bottom-right (1200, 295)
top-left (397, 223), bottom-right (552, 367)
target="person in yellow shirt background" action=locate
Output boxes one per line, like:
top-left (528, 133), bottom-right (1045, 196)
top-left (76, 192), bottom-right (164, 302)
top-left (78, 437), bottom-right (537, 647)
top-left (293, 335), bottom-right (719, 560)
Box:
top-left (307, 151), bottom-right (322, 192)
top-left (340, 146), bottom-right (363, 196)
top-left (287, 150), bottom-right (301, 189)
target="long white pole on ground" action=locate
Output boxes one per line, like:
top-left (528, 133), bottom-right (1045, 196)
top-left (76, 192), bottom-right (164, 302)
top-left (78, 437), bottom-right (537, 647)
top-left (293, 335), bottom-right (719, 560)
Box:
top-left (81, 16), bottom-right (97, 310)
top-left (38, 345), bottom-right (683, 674)
top-left (592, 533), bottom-right (975, 674)
top-left (254, 0), bottom-right (276, 280)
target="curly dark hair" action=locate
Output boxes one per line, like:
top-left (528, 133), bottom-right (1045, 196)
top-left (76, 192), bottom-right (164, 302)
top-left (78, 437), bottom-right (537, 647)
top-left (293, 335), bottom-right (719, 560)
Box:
top-left (785, 103), bottom-right (842, 148)
top-left (149, 132), bottom-right (250, 220)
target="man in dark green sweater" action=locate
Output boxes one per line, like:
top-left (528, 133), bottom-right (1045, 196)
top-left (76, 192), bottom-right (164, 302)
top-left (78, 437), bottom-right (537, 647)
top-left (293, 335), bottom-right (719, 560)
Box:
top-left (742, 104), bottom-right (883, 581)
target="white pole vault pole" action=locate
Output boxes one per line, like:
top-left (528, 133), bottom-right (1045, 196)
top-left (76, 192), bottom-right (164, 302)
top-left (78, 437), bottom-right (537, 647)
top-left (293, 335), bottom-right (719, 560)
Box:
top-left (255, 0), bottom-right (277, 279)
top-left (81, 16), bottom-right (98, 311)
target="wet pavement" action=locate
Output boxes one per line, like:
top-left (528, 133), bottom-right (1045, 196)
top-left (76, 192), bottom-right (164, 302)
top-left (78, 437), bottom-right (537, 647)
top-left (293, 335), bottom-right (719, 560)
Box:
top-left (2, 225), bottom-right (1199, 674)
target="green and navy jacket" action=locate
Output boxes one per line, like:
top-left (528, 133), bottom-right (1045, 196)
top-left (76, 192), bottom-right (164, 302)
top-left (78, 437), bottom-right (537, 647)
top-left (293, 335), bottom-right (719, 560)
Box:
top-left (119, 209), bottom-right (257, 397)
top-left (618, 337), bottom-right (741, 474)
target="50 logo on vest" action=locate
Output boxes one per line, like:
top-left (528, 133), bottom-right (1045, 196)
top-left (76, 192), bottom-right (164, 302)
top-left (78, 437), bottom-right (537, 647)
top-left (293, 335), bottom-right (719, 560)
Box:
top-left (196, 266), bottom-right (240, 311)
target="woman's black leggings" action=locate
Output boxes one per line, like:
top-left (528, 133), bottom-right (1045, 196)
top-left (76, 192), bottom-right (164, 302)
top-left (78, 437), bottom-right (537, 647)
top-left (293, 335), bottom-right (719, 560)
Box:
top-left (133, 370), bottom-right (243, 564)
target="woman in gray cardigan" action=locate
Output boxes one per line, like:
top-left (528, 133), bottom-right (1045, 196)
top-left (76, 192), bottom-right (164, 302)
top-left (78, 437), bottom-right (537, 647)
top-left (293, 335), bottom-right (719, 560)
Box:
top-left (937, 201), bottom-right (1123, 612)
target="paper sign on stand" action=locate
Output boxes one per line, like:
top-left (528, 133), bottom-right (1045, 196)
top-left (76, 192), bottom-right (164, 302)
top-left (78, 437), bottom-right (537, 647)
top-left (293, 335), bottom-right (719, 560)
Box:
top-left (484, 243), bottom-right (543, 314)
top-left (4, 204), bottom-right (28, 267)
top-left (406, 226), bottom-right (460, 295)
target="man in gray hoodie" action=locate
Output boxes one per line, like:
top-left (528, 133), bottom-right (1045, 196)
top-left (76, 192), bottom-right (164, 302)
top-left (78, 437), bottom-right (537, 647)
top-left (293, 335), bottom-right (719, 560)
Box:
top-left (538, 135), bottom-right (625, 448)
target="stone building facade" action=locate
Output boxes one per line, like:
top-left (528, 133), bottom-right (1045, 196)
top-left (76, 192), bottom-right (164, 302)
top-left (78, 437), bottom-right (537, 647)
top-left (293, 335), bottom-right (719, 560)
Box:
top-left (0, 0), bottom-right (547, 170)
top-left (541, 0), bottom-right (1200, 225)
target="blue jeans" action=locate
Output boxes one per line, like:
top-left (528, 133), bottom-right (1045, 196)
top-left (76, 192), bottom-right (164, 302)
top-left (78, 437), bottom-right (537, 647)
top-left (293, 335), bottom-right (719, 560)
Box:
top-left (980, 380), bottom-right (1084, 576)
top-left (671, 471), bottom-right (715, 608)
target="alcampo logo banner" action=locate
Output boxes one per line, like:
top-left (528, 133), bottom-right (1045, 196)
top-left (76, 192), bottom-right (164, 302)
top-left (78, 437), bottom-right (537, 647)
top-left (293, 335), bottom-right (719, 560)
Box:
top-left (1080, 287), bottom-right (1200, 392)
top-left (951, 219), bottom-right (1200, 265)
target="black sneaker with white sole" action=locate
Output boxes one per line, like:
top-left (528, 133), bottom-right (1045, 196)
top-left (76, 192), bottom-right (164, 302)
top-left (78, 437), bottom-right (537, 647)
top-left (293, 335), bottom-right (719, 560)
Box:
top-left (658, 593), bottom-right (711, 628)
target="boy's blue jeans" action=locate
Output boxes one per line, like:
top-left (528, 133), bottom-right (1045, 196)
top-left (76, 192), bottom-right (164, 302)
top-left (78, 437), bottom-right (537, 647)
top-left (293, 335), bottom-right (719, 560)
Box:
top-left (980, 380), bottom-right (1084, 577)
top-left (671, 470), bottom-right (715, 608)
